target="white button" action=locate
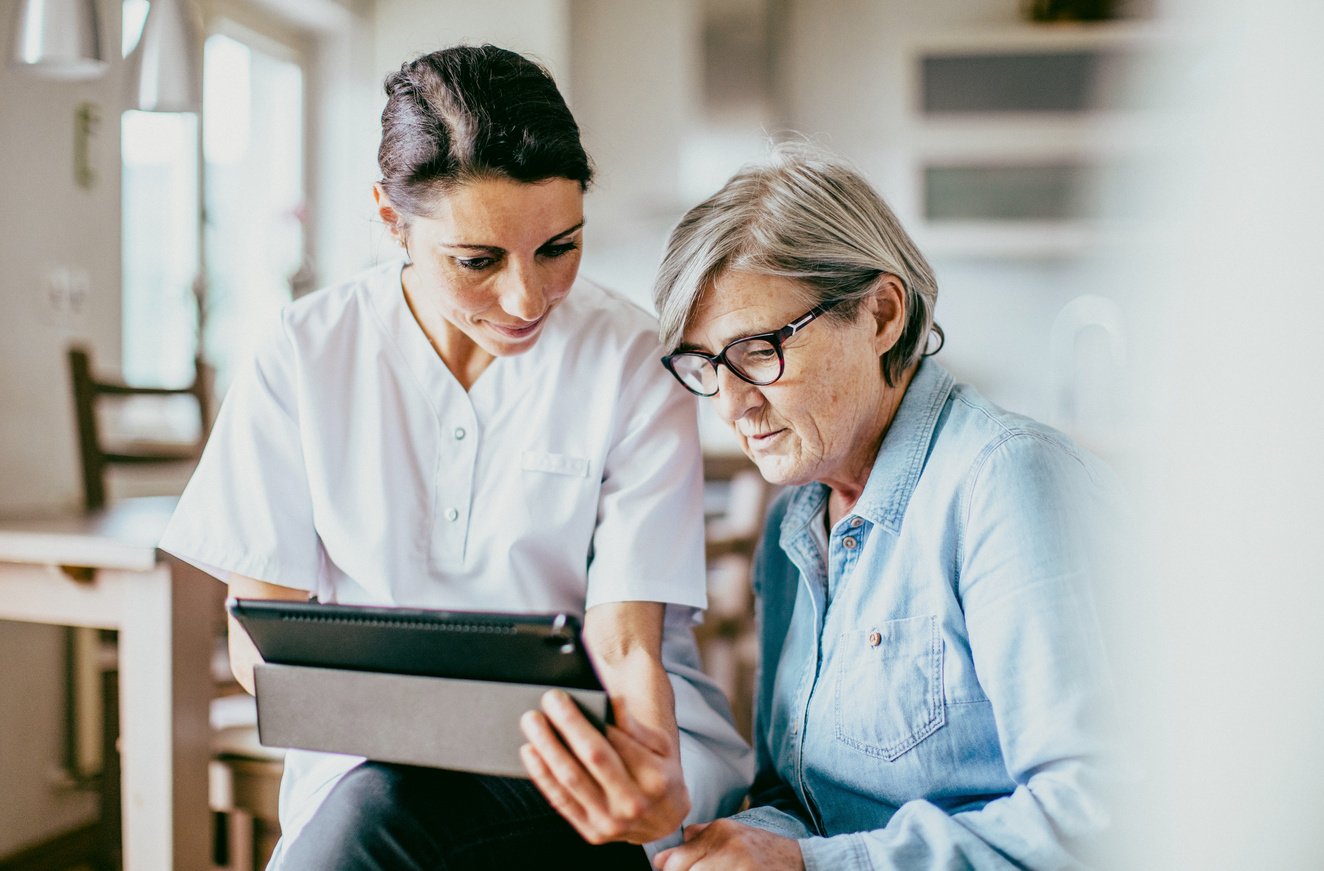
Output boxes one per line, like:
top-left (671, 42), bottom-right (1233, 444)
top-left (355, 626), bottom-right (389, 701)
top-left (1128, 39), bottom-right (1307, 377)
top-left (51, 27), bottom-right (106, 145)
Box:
top-left (454, 427), bottom-right (466, 440)
top-left (445, 507), bottom-right (459, 522)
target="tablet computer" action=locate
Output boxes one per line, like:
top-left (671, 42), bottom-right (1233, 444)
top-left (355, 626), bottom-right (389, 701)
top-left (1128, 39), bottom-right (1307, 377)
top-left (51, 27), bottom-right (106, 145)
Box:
top-left (228, 598), bottom-right (602, 690)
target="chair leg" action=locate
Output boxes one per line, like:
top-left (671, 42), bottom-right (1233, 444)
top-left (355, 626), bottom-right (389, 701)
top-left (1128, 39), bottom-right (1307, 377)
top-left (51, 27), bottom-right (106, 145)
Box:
top-left (216, 811), bottom-right (255, 871)
top-left (98, 665), bottom-right (122, 871)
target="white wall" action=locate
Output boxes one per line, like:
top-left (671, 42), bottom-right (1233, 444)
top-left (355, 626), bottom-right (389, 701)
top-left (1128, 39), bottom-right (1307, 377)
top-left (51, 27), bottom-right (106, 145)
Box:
top-left (0, 1), bottom-right (125, 517)
top-left (569, 0), bottom-right (702, 303)
top-left (302, 0), bottom-right (382, 284)
top-left (372, 0), bottom-right (570, 88)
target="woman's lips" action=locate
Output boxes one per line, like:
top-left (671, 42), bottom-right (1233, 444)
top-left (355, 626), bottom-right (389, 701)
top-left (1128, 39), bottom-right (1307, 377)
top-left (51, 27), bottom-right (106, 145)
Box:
top-left (489, 316), bottom-right (544, 339)
top-left (747, 428), bottom-right (786, 448)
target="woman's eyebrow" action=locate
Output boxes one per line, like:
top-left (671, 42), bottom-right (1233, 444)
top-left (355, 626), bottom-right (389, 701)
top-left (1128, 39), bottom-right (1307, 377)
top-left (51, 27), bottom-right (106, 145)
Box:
top-left (541, 221), bottom-right (585, 245)
top-left (443, 221), bottom-right (585, 253)
top-left (676, 322), bottom-right (770, 355)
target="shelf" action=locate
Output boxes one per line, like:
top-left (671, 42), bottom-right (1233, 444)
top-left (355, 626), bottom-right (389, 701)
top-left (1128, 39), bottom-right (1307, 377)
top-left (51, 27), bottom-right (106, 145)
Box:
top-left (915, 221), bottom-right (1103, 259)
top-left (896, 18), bottom-right (1169, 259)
top-left (906, 19), bottom-right (1174, 55)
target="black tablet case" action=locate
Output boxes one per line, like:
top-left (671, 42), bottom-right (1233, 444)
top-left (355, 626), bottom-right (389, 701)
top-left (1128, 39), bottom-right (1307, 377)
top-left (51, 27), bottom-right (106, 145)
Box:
top-left (229, 598), bottom-right (602, 690)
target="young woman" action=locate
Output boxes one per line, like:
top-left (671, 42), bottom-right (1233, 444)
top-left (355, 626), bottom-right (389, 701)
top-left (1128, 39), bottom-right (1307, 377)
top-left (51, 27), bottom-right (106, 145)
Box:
top-left (160, 45), bottom-right (750, 869)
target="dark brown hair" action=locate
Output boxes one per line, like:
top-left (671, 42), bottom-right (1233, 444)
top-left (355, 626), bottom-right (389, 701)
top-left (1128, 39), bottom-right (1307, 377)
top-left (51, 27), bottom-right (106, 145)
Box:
top-left (378, 44), bottom-right (593, 219)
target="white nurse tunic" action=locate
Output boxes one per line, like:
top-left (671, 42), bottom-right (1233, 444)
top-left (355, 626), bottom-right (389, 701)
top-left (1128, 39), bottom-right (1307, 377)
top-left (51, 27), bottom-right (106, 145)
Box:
top-left (160, 260), bottom-right (752, 864)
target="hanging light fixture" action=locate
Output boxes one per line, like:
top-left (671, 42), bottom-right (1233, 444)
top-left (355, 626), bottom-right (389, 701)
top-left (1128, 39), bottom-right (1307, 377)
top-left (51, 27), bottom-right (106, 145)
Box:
top-left (9, 0), bottom-right (107, 80)
top-left (125, 0), bottom-right (202, 112)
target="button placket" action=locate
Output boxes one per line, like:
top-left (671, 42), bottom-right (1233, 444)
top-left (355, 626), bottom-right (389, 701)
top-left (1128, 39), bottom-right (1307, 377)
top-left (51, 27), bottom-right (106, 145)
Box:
top-left (434, 410), bottom-right (478, 566)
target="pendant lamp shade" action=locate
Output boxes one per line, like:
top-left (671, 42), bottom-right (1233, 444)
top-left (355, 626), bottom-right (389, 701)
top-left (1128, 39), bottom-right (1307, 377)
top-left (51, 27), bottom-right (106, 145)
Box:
top-left (126, 0), bottom-right (202, 112)
top-left (10, 0), bottom-right (107, 80)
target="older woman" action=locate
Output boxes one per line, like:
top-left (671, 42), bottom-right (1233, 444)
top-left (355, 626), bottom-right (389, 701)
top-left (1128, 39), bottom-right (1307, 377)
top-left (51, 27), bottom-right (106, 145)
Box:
top-left (650, 145), bottom-right (1119, 870)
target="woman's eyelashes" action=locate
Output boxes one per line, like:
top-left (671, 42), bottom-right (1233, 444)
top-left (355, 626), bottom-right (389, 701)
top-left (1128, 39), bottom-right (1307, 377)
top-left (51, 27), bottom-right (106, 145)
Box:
top-left (539, 241), bottom-right (579, 259)
top-left (452, 242), bottom-right (579, 273)
top-left (456, 255), bottom-right (497, 271)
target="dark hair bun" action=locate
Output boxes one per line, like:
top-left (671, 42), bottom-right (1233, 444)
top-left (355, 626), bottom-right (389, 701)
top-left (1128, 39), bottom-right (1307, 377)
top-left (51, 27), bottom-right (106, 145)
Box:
top-left (378, 44), bottom-right (593, 217)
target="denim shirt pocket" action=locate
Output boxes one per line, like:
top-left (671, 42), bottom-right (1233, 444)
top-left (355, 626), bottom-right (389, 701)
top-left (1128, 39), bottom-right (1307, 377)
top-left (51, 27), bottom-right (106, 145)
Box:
top-left (833, 614), bottom-right (945, 760)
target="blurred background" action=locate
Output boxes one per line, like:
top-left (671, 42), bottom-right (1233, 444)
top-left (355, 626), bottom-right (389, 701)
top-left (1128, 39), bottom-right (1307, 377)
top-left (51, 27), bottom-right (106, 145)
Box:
top-left (3, 0), bottom-right (1323, 867)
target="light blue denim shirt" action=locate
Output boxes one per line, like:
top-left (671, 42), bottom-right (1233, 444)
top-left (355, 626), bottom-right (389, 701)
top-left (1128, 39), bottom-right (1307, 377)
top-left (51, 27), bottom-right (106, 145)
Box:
top-left (732, 359), bottom-right (1120, 870)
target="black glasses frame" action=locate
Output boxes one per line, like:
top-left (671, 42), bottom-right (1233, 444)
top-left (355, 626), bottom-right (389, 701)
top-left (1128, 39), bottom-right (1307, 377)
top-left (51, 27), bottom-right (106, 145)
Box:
top-left (661, 299), bottom-right (841, 397)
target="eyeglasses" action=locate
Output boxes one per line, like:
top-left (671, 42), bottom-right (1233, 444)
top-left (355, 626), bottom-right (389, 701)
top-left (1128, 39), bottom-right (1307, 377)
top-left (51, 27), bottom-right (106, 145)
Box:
top-left (661, 300), bottom-right (840, 397)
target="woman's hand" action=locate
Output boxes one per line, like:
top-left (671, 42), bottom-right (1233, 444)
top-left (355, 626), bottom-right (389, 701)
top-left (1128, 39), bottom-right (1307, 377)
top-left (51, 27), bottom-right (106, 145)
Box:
top-left (520, 690), bottom-right (689, 844)
top-left (653, 820), bottom-right (805, 871)
top-left (519, 600), bottom-right (689, 844)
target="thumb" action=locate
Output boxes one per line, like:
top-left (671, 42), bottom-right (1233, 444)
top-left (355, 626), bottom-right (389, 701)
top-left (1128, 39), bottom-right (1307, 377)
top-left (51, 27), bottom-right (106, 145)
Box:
top-left (683, 822), bottom-right (710, 841)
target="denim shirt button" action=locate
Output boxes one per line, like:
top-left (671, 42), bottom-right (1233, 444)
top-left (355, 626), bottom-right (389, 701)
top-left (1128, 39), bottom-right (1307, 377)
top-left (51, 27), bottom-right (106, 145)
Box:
top-left (843, 536), bottom-right (858, 549)
top-left (868, 630), bottom-right (882, 647)
top-left (850, 516), bottom-right (864, 528)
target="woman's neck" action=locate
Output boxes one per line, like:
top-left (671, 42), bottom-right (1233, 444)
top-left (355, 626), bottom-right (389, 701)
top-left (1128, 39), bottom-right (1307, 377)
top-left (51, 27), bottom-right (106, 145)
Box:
top-left (402, 268), bottom-right (494, 391)
top-left (824, 364), bottom-right (917, 527)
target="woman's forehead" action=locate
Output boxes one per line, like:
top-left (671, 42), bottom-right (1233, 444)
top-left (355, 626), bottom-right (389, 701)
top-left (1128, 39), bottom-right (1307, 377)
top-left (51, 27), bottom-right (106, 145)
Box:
top-left (415, 177), bottom-right (583, 241)
top-left (685, 272), bottom-right (812, 348)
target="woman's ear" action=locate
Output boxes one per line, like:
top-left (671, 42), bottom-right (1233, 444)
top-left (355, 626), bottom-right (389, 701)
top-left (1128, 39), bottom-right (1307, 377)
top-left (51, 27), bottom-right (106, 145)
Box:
top-left (866, 275), bottom-right (907, 357)
top-left (372, 184), bottom-right (408, 248)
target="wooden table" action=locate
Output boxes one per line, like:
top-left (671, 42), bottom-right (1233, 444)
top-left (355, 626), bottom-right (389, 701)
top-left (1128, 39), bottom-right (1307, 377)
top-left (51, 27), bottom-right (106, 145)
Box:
top-left (0, 496), bottom-right (220, 870)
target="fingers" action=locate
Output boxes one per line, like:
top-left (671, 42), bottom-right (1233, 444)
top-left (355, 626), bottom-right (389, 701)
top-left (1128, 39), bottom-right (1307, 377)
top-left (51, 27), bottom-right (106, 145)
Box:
top-left (519, 742), bottom-right (594, 836)
top-left (537, 691), bottom-right (642, 806)
top-left (520, 692), bottom-right (660, 843)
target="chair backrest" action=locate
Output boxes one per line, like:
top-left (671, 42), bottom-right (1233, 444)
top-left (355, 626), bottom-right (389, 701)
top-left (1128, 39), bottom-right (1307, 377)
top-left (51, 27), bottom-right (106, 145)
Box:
top-left (67, 346), bottom-right (211, 511)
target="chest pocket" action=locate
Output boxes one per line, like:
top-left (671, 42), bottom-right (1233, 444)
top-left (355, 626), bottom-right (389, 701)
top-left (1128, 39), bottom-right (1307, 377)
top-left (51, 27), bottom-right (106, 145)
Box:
top-left (520, 450), bottom-right (593, 533)
top-left (833, 614), bottom-right (945, 761)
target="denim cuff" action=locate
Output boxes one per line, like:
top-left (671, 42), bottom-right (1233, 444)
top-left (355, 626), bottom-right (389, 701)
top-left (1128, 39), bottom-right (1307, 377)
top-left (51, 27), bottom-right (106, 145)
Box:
top-left (799, 832), bottom-right (871, 871)
top-left (727, 805), bottom-right (815, 839)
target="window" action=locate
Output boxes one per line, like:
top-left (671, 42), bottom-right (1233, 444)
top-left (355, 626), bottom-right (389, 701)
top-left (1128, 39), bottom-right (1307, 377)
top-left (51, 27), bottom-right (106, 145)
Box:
top-left (202, 27), bottom-right (305, 394)
top-left (121, 14), bottom-right (306, 397)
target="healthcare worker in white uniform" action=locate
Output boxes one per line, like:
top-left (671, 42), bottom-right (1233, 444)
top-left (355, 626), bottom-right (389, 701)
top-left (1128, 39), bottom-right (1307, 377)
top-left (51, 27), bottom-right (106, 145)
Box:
top-left (159, 44), bottom-right (751, 870)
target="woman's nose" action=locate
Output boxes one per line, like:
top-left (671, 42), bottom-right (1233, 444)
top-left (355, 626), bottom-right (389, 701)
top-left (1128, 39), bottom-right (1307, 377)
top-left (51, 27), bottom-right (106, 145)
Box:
top-left (711, 365), bottom-right (762, 423)
top-left (499, 263), bottom-right (547, 322)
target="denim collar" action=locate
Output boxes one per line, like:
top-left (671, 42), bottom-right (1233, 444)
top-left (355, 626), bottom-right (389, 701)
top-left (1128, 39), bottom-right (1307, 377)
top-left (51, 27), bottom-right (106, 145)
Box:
top-left (780, 358), bottom-right (954, 545)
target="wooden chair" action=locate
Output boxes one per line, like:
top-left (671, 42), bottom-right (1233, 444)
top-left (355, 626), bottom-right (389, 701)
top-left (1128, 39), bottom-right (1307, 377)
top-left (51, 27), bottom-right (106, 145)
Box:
top-left (67, 345), bottom-right (211, 511)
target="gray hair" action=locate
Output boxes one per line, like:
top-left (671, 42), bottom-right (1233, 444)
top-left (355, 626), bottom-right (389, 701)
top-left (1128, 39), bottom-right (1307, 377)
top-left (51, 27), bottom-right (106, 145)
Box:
top-left (652, 142), bottom-right (942, 386)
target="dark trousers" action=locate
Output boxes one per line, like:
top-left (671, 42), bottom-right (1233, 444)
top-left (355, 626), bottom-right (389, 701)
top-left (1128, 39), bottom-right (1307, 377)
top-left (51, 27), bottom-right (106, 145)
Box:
top-left (281, 762), bottom-right (653, 870)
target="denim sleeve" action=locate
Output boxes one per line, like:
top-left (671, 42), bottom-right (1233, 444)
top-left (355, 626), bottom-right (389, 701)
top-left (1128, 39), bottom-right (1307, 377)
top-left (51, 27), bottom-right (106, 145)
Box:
top-left (797, 433), bottom-right (1121, 871)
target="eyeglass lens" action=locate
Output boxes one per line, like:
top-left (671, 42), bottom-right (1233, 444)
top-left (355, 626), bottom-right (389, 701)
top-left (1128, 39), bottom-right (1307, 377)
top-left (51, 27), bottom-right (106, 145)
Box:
top-left (671, 336), bottom-right (782, 394)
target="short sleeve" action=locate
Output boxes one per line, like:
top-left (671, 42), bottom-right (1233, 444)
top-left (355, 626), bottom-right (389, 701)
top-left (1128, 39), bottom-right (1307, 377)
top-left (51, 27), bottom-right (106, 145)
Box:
top-left (158, 313), bottom-right (321, 590)
top-left (583, 332), bottom-right (707, 612)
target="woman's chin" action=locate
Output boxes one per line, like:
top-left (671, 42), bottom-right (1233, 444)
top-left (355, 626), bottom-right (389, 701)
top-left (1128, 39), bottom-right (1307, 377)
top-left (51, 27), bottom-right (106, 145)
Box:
top-left (746, 453), bottom-right (798, 487)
